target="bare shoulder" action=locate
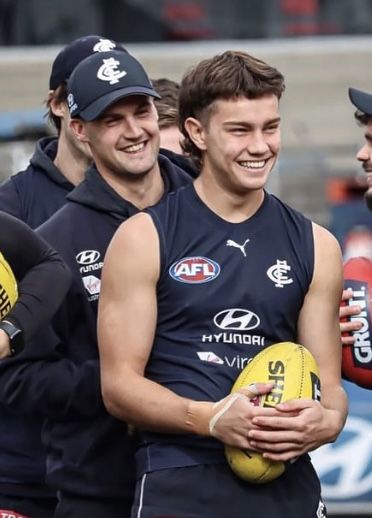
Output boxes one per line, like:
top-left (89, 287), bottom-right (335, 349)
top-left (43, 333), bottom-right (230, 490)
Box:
top-left (112, 212), bottom-right (157, 247)
top-left (108, 212), bottom-right (158, 254)
top-left (312, 222), bottom-right (342, 259)
top-left (311, 222), bottom-right (343, 287)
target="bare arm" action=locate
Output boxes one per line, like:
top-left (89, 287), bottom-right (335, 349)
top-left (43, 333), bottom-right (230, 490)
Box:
top-left (295, 223), bottom-right (348, 435)
top-left (248, 223), bottom-right (348, 460)
top-left (98, 212), bottom-right (272, 446)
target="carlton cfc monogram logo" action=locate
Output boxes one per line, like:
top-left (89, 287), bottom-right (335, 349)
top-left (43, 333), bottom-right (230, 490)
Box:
top-left (97, 57), bottom-right (127, 85)
top-left (267, 259), bottom-right (293, 288)
top-left (92, 38), bottom-right (117, 52)
top-left (169, 256), bottom-right (220, 284)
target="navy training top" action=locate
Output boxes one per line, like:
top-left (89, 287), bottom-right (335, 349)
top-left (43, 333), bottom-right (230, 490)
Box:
top-left (138, 184), bottom-right (314, 475)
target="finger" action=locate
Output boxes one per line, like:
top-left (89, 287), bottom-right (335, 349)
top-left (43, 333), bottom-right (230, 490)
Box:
top-left (262, 450), bottom-right (303, 462)
top-left (341, 335), bottom-right (356, 345)
top-left (339, 305), bottom-right (361, 318)
top-left (275, 398), bottom-right (316, 412)
top-left (341, 288), bottom-right (353, 301)
top-left (249, 428), bottom-right (300, 443)
top-left (340, 320), bottom-right (362, 333)
top-left (251, 440), bottom-right (300, 454)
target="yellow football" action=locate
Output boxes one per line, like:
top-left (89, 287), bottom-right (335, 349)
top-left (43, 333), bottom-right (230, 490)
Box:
top-left (225, 341), bottom-right (320, 484)
top-left (0, 252), bottom-right (18, 320)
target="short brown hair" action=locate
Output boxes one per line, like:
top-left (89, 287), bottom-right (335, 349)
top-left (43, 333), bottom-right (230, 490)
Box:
top-left (44, 83), bottom-right (68, 134)
top-left (354, 109), bottom-right (372, 126)
top-left (179, 50), bottom-right (285, 168)
top-left (152, 78), bottom-right (180, 129)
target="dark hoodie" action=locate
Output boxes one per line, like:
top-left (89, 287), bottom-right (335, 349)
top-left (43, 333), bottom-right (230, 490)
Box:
top-left (0, 137), bottom-right (74, 228)
top-left (0, 155), bottom-right (192, 498)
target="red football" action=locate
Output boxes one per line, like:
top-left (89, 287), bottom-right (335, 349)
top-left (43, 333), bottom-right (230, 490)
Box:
top-left (342, 256), bottom-right (372, 389)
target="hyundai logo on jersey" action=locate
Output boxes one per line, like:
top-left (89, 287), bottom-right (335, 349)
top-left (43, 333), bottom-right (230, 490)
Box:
top-left (214, 308), bottom-right (260, 331)
top-left (76, 250), bottom-right (101, 265)
top-left (169, 256), bottom-right (220, 284)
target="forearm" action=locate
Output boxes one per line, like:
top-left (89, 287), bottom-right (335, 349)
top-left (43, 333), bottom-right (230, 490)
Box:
top-left (102, 369), bottom-right (214, 435)
top-left (320, 383), bottom-right (348, 441)
top-left (7, 257), bottom-right (71, 341)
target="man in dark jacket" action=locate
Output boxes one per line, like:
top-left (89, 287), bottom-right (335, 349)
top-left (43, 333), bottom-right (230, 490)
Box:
top-left (0, 35), bottom-right (126, 518)
top-left (0, 34), bottom-right (126, 228)
top-left (0, 50), bottom-right (193, 517)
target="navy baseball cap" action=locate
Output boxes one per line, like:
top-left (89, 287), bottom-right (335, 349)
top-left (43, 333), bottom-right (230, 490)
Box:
top-left (67, 50), bottom-right (161, 121)
top-left (49, 35), bottom-right (127, 90)
top-left (349, 87), bottom-right (372, 116)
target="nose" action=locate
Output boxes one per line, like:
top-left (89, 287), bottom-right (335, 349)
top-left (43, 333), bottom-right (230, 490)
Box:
top-left (124, 117), bottom-right (143, 140)
top-left (247, 131), bottom-right (269, 155)
top-left (356, 143), bottom-right (371, 163)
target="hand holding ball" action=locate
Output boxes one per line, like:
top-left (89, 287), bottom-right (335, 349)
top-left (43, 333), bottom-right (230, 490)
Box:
top-left (225, 341), bottom-right (320, 483)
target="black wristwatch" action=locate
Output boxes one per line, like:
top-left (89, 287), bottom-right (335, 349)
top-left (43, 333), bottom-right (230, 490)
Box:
top-left (0, 320), bottom-right (24, 356)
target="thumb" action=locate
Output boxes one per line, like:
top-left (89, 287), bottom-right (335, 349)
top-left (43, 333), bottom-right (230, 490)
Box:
top-left (238, 382), bottom-right (274, 399)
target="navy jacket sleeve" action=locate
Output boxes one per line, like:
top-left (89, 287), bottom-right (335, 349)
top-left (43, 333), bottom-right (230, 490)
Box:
top-left (0, 211), bottom-right (72, 340)
top-left (0, 280), bottom-right (104, 418)
top-left (0, 178), bottom-right (23, 221)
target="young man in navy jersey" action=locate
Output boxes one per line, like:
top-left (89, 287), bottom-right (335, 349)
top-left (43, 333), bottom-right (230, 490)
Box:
top-left (0, 50), bottom-right (193, 517)
top-left (98, 50), bottom-right (348, 518)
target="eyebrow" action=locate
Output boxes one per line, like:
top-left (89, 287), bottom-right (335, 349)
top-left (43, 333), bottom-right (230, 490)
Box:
top-left (224, 117), bottom-right (281, 127)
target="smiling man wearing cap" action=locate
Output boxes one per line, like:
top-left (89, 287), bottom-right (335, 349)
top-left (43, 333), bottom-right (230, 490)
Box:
top-left (0, 49), bottom-right (193, 517)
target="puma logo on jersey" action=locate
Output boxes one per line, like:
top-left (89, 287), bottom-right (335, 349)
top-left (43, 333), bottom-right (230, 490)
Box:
top-left (226, 238), bottom-right (250, 257)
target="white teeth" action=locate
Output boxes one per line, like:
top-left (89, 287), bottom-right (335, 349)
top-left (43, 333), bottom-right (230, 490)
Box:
top-left (239, 160), bottom-right (266, 169)
top-left (125, 143), bottom-right (145, 153)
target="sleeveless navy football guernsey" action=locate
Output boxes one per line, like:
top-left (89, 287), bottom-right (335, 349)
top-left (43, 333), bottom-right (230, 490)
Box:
top-left (138, 183), bottom-right (314, 476)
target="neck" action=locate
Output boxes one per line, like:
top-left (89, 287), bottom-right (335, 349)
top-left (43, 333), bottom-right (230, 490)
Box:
top-left (99, 163), bottom-right (164, 209)
top-left (194, 173), bottom-right (265, 223)
top-left (53, 135), bottom-right (91, 187)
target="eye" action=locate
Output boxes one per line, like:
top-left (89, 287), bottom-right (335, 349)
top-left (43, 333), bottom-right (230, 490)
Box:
top-left (136, 105), bottom-right (151, 117)
top-left (102, 116), bottom-right (120, 127)
top-left (229, 127), bottom-right (247, 135)
top-left (264, 124), bottom-right (280, 134)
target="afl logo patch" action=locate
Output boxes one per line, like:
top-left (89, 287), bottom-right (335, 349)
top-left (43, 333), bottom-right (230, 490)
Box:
top-left (169, 256), bottom-right (220, 284)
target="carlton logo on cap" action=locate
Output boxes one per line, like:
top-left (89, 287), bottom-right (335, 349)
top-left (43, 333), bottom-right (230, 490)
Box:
top-left (97, 57), bottom-right (127, 85)
top-left (93, 38), bottom-right (118, 53)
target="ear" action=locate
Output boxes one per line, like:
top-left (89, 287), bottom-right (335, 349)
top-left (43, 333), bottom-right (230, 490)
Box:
top-left (184, 117), bottom-right (207, 151)
top-left (49, 95), bottom-right (66, 118)
top-left (69, 118), bottom-right (89, 143)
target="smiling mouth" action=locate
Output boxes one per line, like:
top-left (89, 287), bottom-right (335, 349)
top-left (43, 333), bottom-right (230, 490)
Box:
top-left (123, 142), bottom-right (146, 153)
top-left (237, 159), bottom-right (267, 169)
